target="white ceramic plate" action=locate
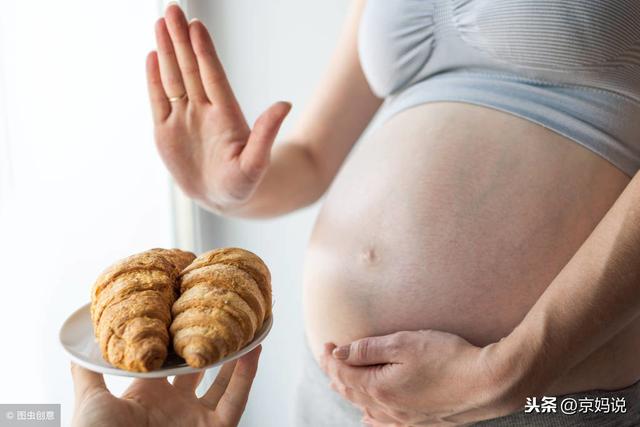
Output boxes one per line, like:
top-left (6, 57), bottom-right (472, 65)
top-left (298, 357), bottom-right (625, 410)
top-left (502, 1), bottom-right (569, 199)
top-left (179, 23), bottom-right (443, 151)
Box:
top-left (59, 303), bottom-right (273, 378)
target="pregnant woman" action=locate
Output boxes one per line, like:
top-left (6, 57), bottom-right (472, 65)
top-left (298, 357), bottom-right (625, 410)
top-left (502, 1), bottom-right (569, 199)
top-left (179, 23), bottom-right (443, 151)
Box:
top-left (147, 2), bottom-right (640, 425)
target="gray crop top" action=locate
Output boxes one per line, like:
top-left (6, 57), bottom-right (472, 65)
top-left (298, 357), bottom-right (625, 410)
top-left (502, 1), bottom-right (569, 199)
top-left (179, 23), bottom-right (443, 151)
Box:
top-left (358, 0), bottom-right (640, 176)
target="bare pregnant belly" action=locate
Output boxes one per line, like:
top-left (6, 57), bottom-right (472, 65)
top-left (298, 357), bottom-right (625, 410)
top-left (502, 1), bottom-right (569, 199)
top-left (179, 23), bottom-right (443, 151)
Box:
top-left (303, 102), bottom-right (640, 395)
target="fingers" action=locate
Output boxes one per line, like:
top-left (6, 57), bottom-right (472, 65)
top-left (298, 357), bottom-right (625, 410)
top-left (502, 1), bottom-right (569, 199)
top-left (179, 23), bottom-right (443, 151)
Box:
top-left (172, 370), bottom-right (205, 394)
top-left (320, 343), bottom-right (372, 392)
top-left (155, 17), bottom-right (187, 100)
top-left (164, 4), bottom-right (207, 102)
top-left (240, 102), bottom-right (292, 181)
top-left (70, 363), bottom-right (108, 405)
top-left (332, 335), bottom-right (395, 366)
top-left (200, 361), bottom-right (237, 410)
top-left (213, 345), bottom-right (262, 426)
top-left (189, 18), bottom-right (239, 106)
top-left (146, 51), bottom-right (171, 123)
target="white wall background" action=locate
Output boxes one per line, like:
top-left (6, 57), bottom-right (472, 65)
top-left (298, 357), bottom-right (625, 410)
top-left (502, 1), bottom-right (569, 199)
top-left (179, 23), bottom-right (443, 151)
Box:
top-left (0, 0), bottom-right (349, 426)
top-left (0, 1), bottom-right (174, 425)
top-left (184, 1), bottom-right (349, 426)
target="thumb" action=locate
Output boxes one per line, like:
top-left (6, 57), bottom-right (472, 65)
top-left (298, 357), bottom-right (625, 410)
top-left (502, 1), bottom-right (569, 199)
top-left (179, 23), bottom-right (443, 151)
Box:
top-left (331, 336), bottom-right (395, 366)
top-left (70, 363), bottom-right (108, 405)
top-left (240, 101), bottom-right (292, 181)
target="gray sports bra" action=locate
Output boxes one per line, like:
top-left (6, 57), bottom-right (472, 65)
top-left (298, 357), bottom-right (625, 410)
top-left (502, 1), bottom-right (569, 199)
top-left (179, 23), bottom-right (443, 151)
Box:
top-left (358, 0), bottom-right (640, 176)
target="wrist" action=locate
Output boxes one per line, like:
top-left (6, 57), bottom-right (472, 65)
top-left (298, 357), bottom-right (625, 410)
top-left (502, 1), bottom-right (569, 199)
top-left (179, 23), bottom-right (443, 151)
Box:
top-left (481, 322), bottom-right (560, 414)
top-left (476, 342), bottom-right (532, 415)
top-left (197, 185), bottom-right (253, 217)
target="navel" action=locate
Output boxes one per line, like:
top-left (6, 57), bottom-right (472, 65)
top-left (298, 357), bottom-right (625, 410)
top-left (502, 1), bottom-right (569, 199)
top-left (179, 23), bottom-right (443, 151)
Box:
top-left (359, 246), bottom-right (379, 266)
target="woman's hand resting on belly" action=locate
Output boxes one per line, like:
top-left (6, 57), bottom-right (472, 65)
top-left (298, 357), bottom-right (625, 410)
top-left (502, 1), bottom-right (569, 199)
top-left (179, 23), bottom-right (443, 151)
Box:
top-left (320, 330), bottom-right (520, 426)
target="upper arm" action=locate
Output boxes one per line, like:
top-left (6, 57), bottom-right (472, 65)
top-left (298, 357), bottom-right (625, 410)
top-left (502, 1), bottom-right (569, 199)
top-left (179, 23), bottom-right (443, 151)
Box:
top-left (286, 0), bottom-right (383, 190)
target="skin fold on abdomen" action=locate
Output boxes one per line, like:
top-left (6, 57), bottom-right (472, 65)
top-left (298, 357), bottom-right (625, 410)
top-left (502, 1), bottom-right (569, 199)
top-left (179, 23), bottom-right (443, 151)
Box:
top-left (303, 102), bottom-right (640, 395)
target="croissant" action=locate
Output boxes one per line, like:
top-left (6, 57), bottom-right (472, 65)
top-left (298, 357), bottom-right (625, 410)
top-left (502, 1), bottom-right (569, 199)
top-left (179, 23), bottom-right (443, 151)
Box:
top-left (91, 248), bottom-right (196, 372)
top-left (170, 248), bottom-right (272, 368)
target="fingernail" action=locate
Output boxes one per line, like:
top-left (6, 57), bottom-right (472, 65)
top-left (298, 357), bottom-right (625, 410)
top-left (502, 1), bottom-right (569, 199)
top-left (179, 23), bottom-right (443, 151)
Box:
top-left (189, 17), bottom-right (199, 24)
top-left (332, 345), bottom-right (349, 360)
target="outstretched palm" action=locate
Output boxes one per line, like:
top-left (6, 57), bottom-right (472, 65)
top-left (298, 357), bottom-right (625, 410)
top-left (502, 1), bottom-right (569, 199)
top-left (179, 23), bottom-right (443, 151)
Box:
top-left (71, 346), bottom-right (261, 427)
top-left (146, 4), bottom-right (291, 208)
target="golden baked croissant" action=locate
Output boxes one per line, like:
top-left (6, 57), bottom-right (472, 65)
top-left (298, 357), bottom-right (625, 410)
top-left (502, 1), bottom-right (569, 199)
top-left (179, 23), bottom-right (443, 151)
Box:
top-left (91, 248), bottom-right (196, 372)
top-left (170, 248), bottom-right (272, 368)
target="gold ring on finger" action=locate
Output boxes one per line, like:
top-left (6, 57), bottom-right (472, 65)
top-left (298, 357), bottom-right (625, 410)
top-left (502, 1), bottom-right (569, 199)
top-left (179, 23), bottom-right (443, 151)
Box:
top-left (168, 92), bottom-right (188, 103)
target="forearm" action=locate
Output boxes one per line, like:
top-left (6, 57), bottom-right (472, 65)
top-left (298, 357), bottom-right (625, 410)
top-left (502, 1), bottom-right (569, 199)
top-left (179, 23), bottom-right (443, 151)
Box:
top-left (210, 140), bottom-right (327, 219)
top-left (498, 171), bottom-right (640, 400)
